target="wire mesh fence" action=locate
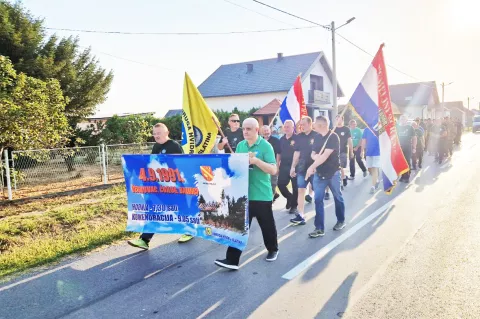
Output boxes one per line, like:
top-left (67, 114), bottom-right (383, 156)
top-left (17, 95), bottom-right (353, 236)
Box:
top-left (106, 143), bottom-right (155, 182)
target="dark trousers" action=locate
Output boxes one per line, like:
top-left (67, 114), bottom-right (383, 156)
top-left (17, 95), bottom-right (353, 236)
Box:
top-left (401, 146), bottom-right (411, 180)
top-left (412, 146), bottom-right (423, 168)
top-left (277, 166), bottom-right (298, 209)
top-left (140, 232), bottom-right (154, 242)
top-left (226, 200), bottom-right (278, 265)
top-left (437, 138), bottom-right (448, 163)
top-left (349, 147), bottom-right (367, 177)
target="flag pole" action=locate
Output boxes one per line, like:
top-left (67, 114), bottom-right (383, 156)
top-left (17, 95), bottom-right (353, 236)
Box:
top-left (212, 116), bottom-right (234, 153)
top-left (268, 108), bottom-right (281, 127)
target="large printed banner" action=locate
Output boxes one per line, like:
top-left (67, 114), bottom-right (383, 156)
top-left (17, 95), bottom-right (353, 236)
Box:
top-left (122, 154), bottom-right (250, 250)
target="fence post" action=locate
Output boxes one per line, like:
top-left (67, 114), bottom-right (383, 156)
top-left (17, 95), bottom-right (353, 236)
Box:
top-left (3, 150), bottom-right (12, 200)
top-left (101, 144), bottom-right (107, 185)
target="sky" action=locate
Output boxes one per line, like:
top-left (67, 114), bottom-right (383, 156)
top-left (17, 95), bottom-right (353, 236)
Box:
top-left (18, 0), bottom-right (480, 117)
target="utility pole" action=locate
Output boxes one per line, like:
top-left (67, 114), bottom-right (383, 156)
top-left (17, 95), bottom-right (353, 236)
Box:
top-left (331, 21), bottom-right (338, 123)
top-left (440, 81), bottom-right (453, 118)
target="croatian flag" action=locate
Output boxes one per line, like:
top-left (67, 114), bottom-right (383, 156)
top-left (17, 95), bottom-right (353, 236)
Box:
top-left (348, 44), bottom-right (409, 193)
top-left (279, 75), bottom-right (308, 125)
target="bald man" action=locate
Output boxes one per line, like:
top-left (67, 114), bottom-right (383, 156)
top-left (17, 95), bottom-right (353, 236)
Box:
top-left (215, 118), bottom-right (279, 270)
top-left (261, 125), bottom-right (281, 201)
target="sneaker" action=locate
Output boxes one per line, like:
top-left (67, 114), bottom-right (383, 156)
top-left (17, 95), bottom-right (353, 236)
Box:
top-left (288, 207), bottom-right (298, 214)
top-left (286, 200), bottom-right (291, 210)
top-left (348, 175), bottom-right (355, 180)
top-left (375, 181), bottom-right (380, 190)
top-left (363, 171), bottom-right (368, 177)
top-left (369, 186), bottom-right (375, 194)
top-left (178, 234), bottom-right (194, 243)
top-left (214, 259), bottom-right (239, 270)
top-left (266, 250), bottom-right (279, 262)
top-left (333, 222), bottom-right (346, 231)
top-left (290, 214), bottom-right (306, 225)
top-left (305, 194), bottom-right (313, 203)
top-left (324, 192), bottom-right (330, 200)
top-left (308, 229), bottom-right (325, 238)
top-left (343, 178), bottom-right (348, 187)
top-left (127, 238), bottom-right (149, 250)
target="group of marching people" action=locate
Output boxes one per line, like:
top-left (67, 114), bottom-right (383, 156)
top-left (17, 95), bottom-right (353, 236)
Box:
top-left (127, 112), bottom-right (463, 270)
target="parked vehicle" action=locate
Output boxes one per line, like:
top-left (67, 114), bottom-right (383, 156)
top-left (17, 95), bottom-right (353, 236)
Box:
top-left (473, 115), bottom-right (480, 133)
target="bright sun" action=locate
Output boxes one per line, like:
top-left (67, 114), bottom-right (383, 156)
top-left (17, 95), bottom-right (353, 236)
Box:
top-left (449, 0), bottom-right (480, 29)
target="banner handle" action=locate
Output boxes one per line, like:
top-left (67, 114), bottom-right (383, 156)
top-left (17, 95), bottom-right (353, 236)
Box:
top-left (212, 116), bottom-right (234, 153)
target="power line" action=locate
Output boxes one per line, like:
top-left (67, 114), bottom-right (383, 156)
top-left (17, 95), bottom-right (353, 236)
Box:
top-left (252, 0), bottom-right (424, 82)
top-left (223, 0), bottom-right (297, 27)
top-left (252, 0), bottom-right (329, 30)
top-left (45, 25), bottom-right (319, 35)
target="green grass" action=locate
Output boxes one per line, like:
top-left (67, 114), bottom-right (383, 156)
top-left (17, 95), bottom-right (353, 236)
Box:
top-left (0, 185), bottom-right (135, 279)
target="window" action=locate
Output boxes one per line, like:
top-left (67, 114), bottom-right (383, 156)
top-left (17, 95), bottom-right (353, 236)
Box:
top-left (310, 75), bottom-right (324, 91)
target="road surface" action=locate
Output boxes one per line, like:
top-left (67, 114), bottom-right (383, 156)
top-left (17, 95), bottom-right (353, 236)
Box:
top-left (0, 133), bottom-right (478, 319)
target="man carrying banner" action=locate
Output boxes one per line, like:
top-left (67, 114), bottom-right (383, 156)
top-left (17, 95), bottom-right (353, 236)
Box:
top-left (397, 115), bottom-right (417, 183)
top-left (277, 120), bottom-right (298, 214)
top-left (289, 116), bottom-right (318, 226)
top-left (217, 114), bottom-right (244, 153)
top-left (215, 118), bottom-right (279, 270)
top-left (127, 123), bottom-right (188, 249)
top-left (261, 125), bottom-right (281, 201)
top-left (334, 115), bottom-right (354, 189)
top-left (305, 115), bottom-right (345, 238)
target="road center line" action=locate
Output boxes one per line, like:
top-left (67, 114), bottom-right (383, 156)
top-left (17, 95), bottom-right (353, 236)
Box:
top-left (281, 200), bottom-right (395, 280)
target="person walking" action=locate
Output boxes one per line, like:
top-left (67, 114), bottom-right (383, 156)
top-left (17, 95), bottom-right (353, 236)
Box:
top-left (412, 121), bottom-right (425, 169)
top-left (334, 115), bottom-right (354, 189)
top-left (362, 127), bottom-right (381, 194)
top-left (215, 118), bottom-right (279, 270)
top-left (261, 125), bottom-right (281, 201)
top-left (277, 120), bottom-right (298, 214)
top-left (305, 115), bottom-right (345, 238)
top-left (217, 113), bottom-right (244, 153)
top-left (348, 119), bottom-right (367, 180)
top-left (397, 115), bottom-right (416, 182)
top-left (127, 123), bottom-right (193, 249)
top-left (289, 117), bottom-right (318, 226)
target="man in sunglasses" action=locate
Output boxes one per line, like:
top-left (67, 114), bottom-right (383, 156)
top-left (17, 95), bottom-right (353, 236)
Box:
top-left (218, 113), bottom-right (244, 153)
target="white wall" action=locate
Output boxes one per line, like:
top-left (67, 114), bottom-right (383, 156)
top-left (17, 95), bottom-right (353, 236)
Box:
top-left (301, 60), bottom-right (334, 107)
top-left (205, 92), bottom-right (287, 112)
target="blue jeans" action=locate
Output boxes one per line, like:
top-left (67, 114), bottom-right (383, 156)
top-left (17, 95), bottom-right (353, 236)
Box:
top-left (296, 173), bottom-right (313, 189)
top-left (313, 171), bottom-right (345, 231)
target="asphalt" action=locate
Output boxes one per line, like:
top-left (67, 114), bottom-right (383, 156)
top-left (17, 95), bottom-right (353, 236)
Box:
top-left (0, 133), bottom-right (478, 319)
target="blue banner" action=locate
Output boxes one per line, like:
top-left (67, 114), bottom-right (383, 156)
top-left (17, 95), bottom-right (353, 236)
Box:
top-left (122, 154), bottom-right (250, 250)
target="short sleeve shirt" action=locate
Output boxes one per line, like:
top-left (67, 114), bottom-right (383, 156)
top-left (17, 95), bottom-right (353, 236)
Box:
top-left (225, 128), bottom-right (244, 153)
top-left (236, 136), bottom-right (276, 201)
top-left (312, 131), bottom-right (340, 179)
top-left (414, 128), bottom-right (425, 148)
top-left (362, 128), bottom-right (380, 156)
top-left (397, 125), bottom-right (415, 149)
top-left (266, 136), bottom-right (281, 157)
top-left (151, 140), bottom-right (184, 155)
top-left (279, 134), bottom-right (296, 168)
top-left (334, 126), bottom-right (351, 154)
top-left (294, 130), bottom-right (318, 173)
top-left (350, 127), bottom-right (363, 148)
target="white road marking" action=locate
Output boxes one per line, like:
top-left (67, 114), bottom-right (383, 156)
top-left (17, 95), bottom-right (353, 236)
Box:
top-left (281, 200), bottom-right (395, 280)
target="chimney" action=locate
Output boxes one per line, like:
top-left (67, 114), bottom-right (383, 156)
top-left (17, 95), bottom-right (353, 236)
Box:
top-left (277, 53), bottom-right (283, 61)
top-left (246, 63), bottom-right (253, 73)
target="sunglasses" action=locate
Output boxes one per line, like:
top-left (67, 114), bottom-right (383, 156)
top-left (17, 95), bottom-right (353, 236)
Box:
top-left (230, 120), bottom-right (240, 123)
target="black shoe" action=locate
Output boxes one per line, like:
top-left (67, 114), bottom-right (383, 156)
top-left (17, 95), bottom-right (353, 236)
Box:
top-left (333, 222), bottom-right (346, 231)
top-left (286, 200), bottom-right (291, 210)
top-left (266, 250), bottom-right (279, 262)
top-left (363, 171), bottom-right (368, 177)
top-left (343, 178), bottom-right (348, 187)
top-left (289, 207), bottom-right (298, 214)
top-left (214, 259), bottom-right (239, 270)
top-left (324, 192), bottom-right (330, 200)
top-left (305, 194), bottom-right (313, 203)
top-left (348, 175), bottom-right (355, 180)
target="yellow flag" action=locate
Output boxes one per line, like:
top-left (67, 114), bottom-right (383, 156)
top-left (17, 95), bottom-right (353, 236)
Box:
top-left (181, 73), bottom-right (219, 154)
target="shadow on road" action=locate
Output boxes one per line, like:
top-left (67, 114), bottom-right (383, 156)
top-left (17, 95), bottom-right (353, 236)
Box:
top-left (315, 272), bottom-right (358, 319)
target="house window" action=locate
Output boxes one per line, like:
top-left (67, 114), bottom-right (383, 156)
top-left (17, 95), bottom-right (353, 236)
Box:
top-left (310, 75), bottom-right (324, 91)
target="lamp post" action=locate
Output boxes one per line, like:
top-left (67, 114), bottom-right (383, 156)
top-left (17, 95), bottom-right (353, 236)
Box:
top-left (331, 17), bottom-right (355, 123)
top-left (440, 81), bottom-right (453, 118)
top-left (467, 96), bottom-right (474, 110)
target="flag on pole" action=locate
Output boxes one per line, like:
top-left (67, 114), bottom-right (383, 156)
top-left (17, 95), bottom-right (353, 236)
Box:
top-left (181, 73), bottom-right (219, 154)
top-left (347, 44), bottom-right (409, 193)
top-left (279, 75), bottom-right (308, 125)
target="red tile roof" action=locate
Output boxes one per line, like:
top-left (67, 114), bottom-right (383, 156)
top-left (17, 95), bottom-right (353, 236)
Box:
top-left (253, 99), bottom-right (281, 115)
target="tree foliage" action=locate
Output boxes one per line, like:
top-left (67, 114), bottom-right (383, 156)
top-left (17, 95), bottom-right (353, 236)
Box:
top-left (0, 56), bottom-right (70, 152)
top-left (100, 115), bottom-right (151, 145)
top-left (0, 1), bottom-right (113, 126)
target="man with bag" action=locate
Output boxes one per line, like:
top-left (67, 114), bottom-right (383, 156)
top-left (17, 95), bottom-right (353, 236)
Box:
top-left (305, 116), bottom-right (346, 238)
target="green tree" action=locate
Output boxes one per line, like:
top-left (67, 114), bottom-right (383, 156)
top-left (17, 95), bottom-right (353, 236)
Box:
top-left (100, 115), bottom-right (151, 144)
top-left (0, 1), bottom-right (113, 127)
top-left (0, 56), bottom-right (70, 154)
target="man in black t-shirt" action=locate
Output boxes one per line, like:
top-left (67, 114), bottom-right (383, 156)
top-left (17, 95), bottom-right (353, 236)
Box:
top-left (289, 117), bottom-right (318, 226)
top-left (397, 115), bottom-right (417, 182)
top-left (277, 120), bottom-right (298, 214)
top-left (334, 115), bottom-right (354, 188)
top-left (304, 115), bottom-right (345, 238)
top-left (261, 125), bottom-right (281, 201)
top-left (127, 123), bottom-right (192, 249)
top-left (411, 121), bottom-right (425, 169)
top-left (218, 113), bottom-right (244, 153)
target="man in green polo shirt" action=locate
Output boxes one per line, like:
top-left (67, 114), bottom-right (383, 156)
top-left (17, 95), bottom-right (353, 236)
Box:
top-left (348, 119), bottom-right (367, 179)
top-left (215, 118), bottom-right (279, 270)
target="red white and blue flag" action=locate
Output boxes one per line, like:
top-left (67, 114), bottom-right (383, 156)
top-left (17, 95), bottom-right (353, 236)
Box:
top-left (279, 75), bottom-right (308, 125)
top-left (348, 44), bottom-right (409, 193)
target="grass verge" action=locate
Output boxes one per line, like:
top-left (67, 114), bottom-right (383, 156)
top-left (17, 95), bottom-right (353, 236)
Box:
top-left (0, 185), bottom-right (133, 279)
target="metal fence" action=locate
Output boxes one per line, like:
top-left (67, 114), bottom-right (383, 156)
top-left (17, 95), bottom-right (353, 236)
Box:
top-left (1, 143), bottom-right (155, 200)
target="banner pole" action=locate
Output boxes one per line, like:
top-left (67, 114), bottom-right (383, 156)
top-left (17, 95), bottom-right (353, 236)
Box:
top-left (212, 116), bottom-right (234, 153)
top-left (268, 108), bottom-right (281, 128)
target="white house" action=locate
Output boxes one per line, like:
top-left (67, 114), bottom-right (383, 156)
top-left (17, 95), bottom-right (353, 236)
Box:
top-left (198, 52), bottom-right (344, 121)
top-left (389, 82), bottom-right (441, 119)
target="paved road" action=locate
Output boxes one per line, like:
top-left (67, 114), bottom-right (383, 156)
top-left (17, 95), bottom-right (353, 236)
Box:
top-left (0, 133), bottom-right (478, 319)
